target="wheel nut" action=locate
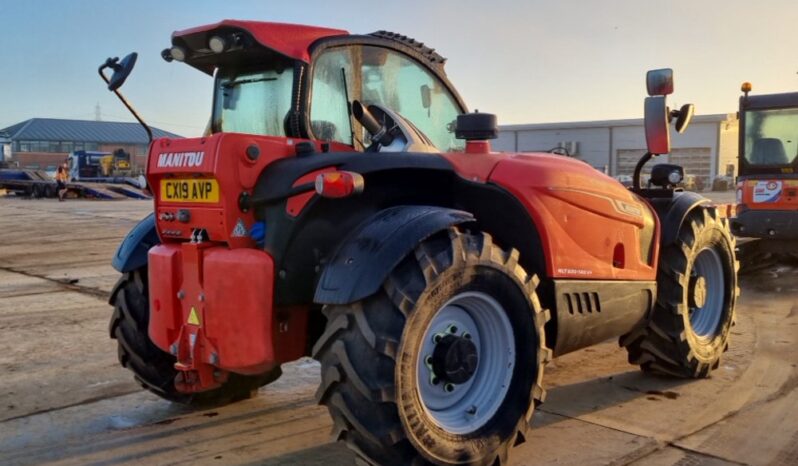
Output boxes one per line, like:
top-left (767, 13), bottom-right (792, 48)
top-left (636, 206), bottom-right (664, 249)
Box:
top-left (425, 356), bottom-right (433, 366)
top-left (444, 383), bottom-right (455, 392)
top-left (466, 405), bottom-right (477, 415)
top-left (463, 332), bottom-right (471, 340)
top-left (433, 334), bottom-right (442, 344)
top-left (449, 325), bottom-right (458, 334)
top-left (431, 376), bottom-right (439, 385)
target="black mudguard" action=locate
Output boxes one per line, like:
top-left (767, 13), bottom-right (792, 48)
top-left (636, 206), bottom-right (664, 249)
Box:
top-left (111, 213), bottom-right (159, 273)
top-left (650, 191), bottom-right (709, 246)
top-left (314, 205), bottom-right (474, 305)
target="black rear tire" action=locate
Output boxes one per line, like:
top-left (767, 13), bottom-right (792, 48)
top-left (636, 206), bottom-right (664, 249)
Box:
top-left (622, 207), bottom-right (739, 377)
top-left (44, 184), bottom-right (56, 198)
top-left (109, 267), bottom-right (281, 405)
top-left (313, 229), bottom-right (550, 465)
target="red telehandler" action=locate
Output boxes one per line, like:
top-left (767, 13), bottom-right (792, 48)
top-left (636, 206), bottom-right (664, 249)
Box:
top-left (100, 20), bottom-right (738, 466)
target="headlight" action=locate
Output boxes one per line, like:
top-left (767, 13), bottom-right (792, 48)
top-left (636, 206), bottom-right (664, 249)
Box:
top-left (209, 35), bottom-right (227, 54)
top-left (169, 46), bottom-right (187, 62)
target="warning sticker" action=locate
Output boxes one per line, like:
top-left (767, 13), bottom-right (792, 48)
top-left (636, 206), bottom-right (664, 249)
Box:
top-left (753, 180), bottom-right (782, 203)
top-left (187, 307), bottom-right (201, 326)
top-left (231, 218), bottom-right (248, 237)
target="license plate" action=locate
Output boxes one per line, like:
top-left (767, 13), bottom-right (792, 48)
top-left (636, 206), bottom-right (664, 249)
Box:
top-left (160, 179), bottom-right (219, 203)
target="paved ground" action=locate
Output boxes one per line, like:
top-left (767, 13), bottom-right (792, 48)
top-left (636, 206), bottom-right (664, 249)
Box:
top-left (0, 196), bottom-right (796, 466)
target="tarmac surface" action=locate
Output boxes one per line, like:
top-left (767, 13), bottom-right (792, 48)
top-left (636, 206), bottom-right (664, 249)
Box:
top-left (0, 196), bottom-right (796, 466)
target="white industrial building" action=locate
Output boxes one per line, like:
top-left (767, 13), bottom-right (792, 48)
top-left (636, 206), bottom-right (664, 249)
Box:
top-left (495, 114), bottom-right (739, 181)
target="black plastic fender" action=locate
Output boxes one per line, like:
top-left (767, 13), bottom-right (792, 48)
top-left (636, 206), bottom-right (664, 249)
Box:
top-left (650, 191), bottom-right (709, 246)
top-left (111, 213), bottom-right (159, 273)
top-left (314, 205), bottom-right (474, 305)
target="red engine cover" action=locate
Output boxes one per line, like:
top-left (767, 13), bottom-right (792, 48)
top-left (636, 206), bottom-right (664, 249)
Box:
top-left (443, 148), bottom-right (660, 281)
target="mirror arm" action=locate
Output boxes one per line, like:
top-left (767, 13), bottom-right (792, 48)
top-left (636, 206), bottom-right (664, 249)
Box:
top-left (98, 65), bottom-right (153, 143)
top-left (633, 151), bottom-right (654, 191)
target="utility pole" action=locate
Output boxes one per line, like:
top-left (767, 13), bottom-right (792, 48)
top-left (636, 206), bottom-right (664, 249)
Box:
top-left (95, 102), bottom-right (102, 121)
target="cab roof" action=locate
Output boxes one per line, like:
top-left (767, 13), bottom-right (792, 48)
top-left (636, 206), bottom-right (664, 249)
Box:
top-left (172, 20), bottom-right (349, 73)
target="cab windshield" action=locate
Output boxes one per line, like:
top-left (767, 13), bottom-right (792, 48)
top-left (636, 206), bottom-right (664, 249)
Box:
top-left (212, 65), bottom-right (294, 136)
top-left (743, 107), bottom-right (798, 167)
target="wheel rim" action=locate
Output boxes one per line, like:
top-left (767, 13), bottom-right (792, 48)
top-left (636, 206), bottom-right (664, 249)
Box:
top-left (688, 247), bottom-right (725, 338)
top-left (416, 291), bottom-right (515, 435)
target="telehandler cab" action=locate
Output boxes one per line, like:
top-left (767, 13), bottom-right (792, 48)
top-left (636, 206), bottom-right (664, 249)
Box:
top-left (102, 20), bottom-right (739, 466)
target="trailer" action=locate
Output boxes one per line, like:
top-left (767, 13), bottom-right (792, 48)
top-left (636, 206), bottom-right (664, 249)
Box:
top-left (0, 169), bottom-right (58, 198)
top-left (0, 167), bottom-right (150, 199)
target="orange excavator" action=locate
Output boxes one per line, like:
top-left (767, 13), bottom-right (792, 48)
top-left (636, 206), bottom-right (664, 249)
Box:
top-left (730, 82), bottom-right (798, 267)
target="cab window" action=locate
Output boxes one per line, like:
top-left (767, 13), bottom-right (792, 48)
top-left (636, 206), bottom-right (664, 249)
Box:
top-left (310, 48), bottom-right (355, 145)
top-left (213, 64), bottom-right (293, 137)
top-left (744, 107), bottom-right (798, 166)
top-left (360, 46), bottom-right (464, 152)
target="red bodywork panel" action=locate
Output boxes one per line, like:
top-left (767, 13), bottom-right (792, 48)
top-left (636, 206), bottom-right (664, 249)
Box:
top-left (444, 143), bottom-right (659, 281)
top-left (172, 20), bottom-right (348, 72)
top-left (147, 134), bottom-right (350, 246)
top-left (146, 134), bottom-right (349, 391)
top-left (490, 154), bottom-right (658, 280)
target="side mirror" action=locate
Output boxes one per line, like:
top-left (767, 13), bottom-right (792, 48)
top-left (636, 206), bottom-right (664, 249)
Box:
top-left (644, 96), bottom-right (670, 154)
top-left (646, 68), bottom-right (674, 96)
top-left (106, 53), bottom-right (138, 91)
top-left (673, 103), bottom-right (694, 133)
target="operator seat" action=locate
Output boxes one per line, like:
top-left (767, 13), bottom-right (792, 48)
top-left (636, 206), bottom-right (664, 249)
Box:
top-left (751, 138), bottom-right (788, 165)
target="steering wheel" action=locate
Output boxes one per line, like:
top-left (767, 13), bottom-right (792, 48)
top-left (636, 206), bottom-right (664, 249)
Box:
top-left (351, 100), bottom-right (437, 153)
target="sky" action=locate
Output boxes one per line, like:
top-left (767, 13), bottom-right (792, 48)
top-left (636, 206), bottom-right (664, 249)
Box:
top-left (1, 0), bottom-right (797, 137)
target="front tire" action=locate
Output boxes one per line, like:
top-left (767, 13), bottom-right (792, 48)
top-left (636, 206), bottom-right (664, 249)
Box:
top-left (109, 267), bottom-right (282, 405)
top-left (313, 229), bottom-right (550, 465)
top-left (622, 207), bottom-right (739, 377)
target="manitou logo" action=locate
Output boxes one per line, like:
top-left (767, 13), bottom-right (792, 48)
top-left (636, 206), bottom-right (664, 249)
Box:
top-left (157, 151), bottom-right (205, 168)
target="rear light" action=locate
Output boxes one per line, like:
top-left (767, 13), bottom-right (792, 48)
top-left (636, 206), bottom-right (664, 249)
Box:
top-left (315, 171), bottom-right (364, 198)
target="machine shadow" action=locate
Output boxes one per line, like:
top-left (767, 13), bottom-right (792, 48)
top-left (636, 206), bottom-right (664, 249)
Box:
top-left (536, 368), bottom-right (694, 428)
top-left (253, 369), bottom-right (695, 465)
